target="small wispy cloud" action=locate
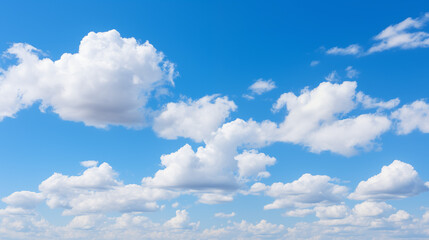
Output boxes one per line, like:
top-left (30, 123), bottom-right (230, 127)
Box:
top-left (249, 79), bottom-right (276, 95)
top-left (310, 60), bottom-right (320, 66)
top-left (326, 13), bottom-right (429, 56)
top-left (345, 66), bottom-right (359, 79)
top-left (324, 70), bottom-right (340, 82)
top-left (326, 44), bottom-right (362, 55)
top-left (214, 212), bottom-right (236, 218)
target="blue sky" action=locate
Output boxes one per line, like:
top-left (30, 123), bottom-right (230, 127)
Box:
top-left (1, 1), bottom-right (429, 239)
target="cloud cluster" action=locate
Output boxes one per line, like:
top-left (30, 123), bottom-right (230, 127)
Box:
top-left (275, 81), bottom-right (391, 155)
top-left (2, 162), bottom-right (178, 216)
top-left (1, 160), bottom-right (429, 239)
top-left (0, 30), bottom-right (175, 128)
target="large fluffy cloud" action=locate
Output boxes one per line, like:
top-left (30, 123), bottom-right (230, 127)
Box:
top-left (349, 160), bottom-right (429, 200)
top-left (275, 81), bottom-right (391, 155)
top-left (0, 29), bottom-right (175, 128)
top-left (143, 119), bottom-right (277, 191)
top-left (392, 100), bottom-right (429, 134)
top-left (153, 95), bottom-right (236, 142)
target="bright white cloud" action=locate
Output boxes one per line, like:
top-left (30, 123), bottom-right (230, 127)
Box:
top-left (264, 173), bottom-right (348, 210)
top-left (0, 30), bottom-right (175, 128)
top-left (352, 201), bottom-right (394, 217)
top-left (153, 95), bottom-right (236, 142)
top-left (368, 13), bottom-right (429, 53)
top-left (275, 81), bottom-right (391, 156)
top-left (326, 44), bottom-right (362, 55)
top-left (235, 149), bottom-right (276, 179)
top-left (349, 160), bottom-right (429, 200)
top-left (392, 100), bottom-right (429, 134)
top-left (3, 162), bottom-right (177, 216)
top-left (248, 79), bottom-right (276, 95)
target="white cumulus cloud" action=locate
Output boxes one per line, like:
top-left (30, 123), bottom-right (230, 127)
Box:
top-left (349, 160), bottom-right (429, 200)
top-left (264, 173), bottom-right (348, 210)
top-left (153, 95), bottom-right (236, 142)
top-left (0, 29), bottom-right (175, 128)
top-left (392, 100), bottom-right (429, 134)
